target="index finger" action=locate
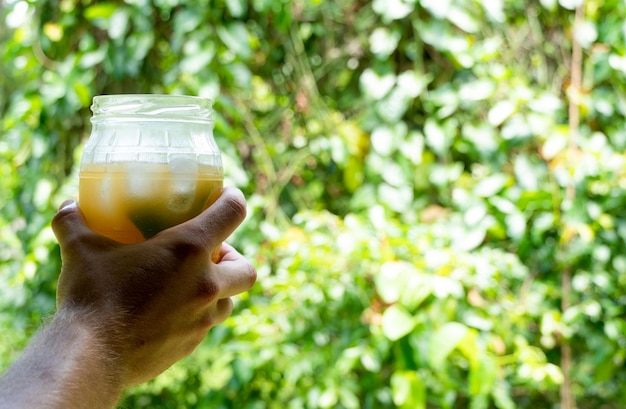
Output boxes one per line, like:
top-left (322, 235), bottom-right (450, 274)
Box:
top-left (216, 242), bottom-right (242, 263)
top-left (213, 247), bottom-right (257, 298)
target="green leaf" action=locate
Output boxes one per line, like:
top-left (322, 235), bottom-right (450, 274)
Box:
top-left (474, 174), bottom-right (508, 197)
top-left (542, 132), bottom-right (567, 160)
top-left (457, 328), bottom-right (480, 367)
top-left (217, 22), bottom-right (252, 59)
top-left (72, 83), bottom-right (91, 107)
top-left (226, 0), bottom-right (248, 17)
top-left (360, 69), bottom-right (396, 100)
top-left (79, 48), bottom-right (107, 68)
top-left (540, 0), bottom-right (558, 10)
top-left (126, 32), bottom-right (155, 62)
top-left (428, 322), bottom-right (469, 371)
top-left (108, 8), bottom-right (129, 40)
top-left (469, 355), bottom-right (497, 397)
top-left (339, 388), bottom-right (360, 409)
top-left (514, 156), bottom-right (542, 191)
top-left (381, 162), bottom-right (407, 187)
top-left (376, 261), bottom-right (431, 310)
top-left (370, 124), bottom-right (402, 156)
top-left (378, 183), bottom-right (414, 213)
top-left (429, 162), bottom-right (464, 187)
top-left (382, 305), bottom-right (416, 341)
top-left (459, 79), bottom-right (496, 102)
top-left (487, 100), bottom-right (516, 126)
top-left (373, 0), bottom-right (415, 20)
top-left (343, 156), bottom-right (364, 192)
top-left (391, 370), bottom-right (426, 409)
top-left (424, 118), bottom-right (451, 155)
top-left (319, 388), bottom-right (338, 408)
top-left (420, 0), bottom-right (451, 18)
top-left (400, 131), bottom-right (425, 165)
top-left (181, 45), bottom-right (216, 74)
top-left (528, 93), bottom-right (562, 114)
top-left (397, 71), bottom-right (431, 99)
top-left (462, 122), bottom-right (498, 151)
top-left (491, 383), bottom-right (516, 409)
top-left (84, 3), bottom-right (118, 20)
top-left (252, 0), bottom-right (274, 12)
top-left (469, 394), bottom-right (489, 409)
top-left (43, 22), bottom-right (63, 41)
top-left (369, 27), bottom-right (401, 58)
top-left (559, 0), bottom-right (583, 10)
top-left (447, 5), bottom-right (480, 33)
top-left (452, 226), bottom-right (486, 251)
top-left (173, 8), bottom-right (203, 33)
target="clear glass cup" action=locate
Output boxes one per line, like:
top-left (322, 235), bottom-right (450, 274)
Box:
top-left (79, 94), bottom-right (223, 247)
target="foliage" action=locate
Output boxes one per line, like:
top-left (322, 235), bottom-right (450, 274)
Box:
top-left (1, 0), bottom-right (625, 407)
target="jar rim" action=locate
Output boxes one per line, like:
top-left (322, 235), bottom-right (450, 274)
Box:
top-left (91, 94), bottom-right (213, 120)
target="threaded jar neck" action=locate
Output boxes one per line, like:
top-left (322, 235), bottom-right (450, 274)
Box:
top-left (91, 94), bottom-right (213, 123)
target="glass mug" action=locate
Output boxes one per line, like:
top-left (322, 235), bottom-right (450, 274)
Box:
top-left (79, 95), bottom-right (224, 254)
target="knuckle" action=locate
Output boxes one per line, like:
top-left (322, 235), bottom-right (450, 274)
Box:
top-left (198, 311), bottom-right (217, 328)
top-left (223, 189), bottom-right (247, 220)
top-left (165, 234), bottom-right (205, 260)
top-left (196, 276), bottom-right (220, 301)
top-left (195, 299), bottom-right (232, 330)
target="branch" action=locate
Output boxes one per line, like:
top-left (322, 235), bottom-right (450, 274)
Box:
top-left (561, 3), bottom-right (585, 409)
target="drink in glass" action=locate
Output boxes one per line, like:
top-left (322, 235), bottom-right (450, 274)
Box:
top-left (79, 95), bottom-right (224, 250)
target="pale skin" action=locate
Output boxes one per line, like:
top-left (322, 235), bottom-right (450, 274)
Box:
top-left (0, 187), bottom-right (257, 409)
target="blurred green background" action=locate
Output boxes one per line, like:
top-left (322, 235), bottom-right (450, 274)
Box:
top-left (1, 0), bottom-right (625, 407)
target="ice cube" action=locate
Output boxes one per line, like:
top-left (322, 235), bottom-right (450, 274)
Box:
top-left (169, 157), bottom-right (198, 176)
top-left (127, 162), bottom-right (154, 198)
top-left (168, 158), bottom-right (198, 213)
top-left (167, 191), bottom-right (194, 213)
top-left (169, 158), bottom-right (197, 195)
top-left (99, 175), bottom-right (111, 206)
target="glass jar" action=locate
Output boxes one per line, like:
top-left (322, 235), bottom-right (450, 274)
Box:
top-left (79, 94), bottom-right (223, 244)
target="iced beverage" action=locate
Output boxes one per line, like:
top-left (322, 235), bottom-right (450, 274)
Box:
top-left (79, 94), bottom-right (224, 259)
top-left (79, 161), bottom-right (223, 244)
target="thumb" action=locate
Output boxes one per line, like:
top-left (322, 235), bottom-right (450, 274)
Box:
top-left (51, 200), bottom-right (98, 250)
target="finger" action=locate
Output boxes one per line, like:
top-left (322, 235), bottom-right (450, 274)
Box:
top-left (192, 297), bottom-right (234, 332)
top-left (212, 298), bottom-right (234, 326)
top-left (216, 242), bottom-right (239, 263)
top-left (213, 255), bottom-right (257, 298)
top-left (174, 187), bottom-right (247, 249)
top-left (51, 200), bottom-right (93, 250)
top-left (52, 200), bottom-right (119, 253)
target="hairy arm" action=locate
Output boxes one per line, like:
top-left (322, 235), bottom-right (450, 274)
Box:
top-left (0, 308), bottom-right (123, 409)
top-left (0, 188), bottom-right (256, 408)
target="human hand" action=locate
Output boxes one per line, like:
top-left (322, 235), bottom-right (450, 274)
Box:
top-left (51, 187), bottom-right (257, 386)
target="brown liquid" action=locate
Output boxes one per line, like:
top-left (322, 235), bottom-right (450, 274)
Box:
top-left (79, 162), bottom-right (223, 245)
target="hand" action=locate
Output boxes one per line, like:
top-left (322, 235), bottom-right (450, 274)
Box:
top-left (51, 187), bottom-right (257, 386)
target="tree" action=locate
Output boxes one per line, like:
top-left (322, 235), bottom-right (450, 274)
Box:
top-left (1, 0), bottom-right (625, 407)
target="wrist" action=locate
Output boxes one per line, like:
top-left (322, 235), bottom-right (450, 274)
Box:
top-left (51, 306), bottom-right (127, 401)
top-left (0, 306), bottom-right (126, 409)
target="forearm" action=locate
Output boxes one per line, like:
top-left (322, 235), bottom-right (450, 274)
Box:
top-left (0, 308), bottom-right (124, 409)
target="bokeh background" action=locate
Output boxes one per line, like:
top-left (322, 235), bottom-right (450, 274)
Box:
top-left (1, 0), bottom-right (625, 408)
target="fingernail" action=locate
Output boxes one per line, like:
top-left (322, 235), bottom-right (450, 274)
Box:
top-left (59, 200), bottom-right (77, 212)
